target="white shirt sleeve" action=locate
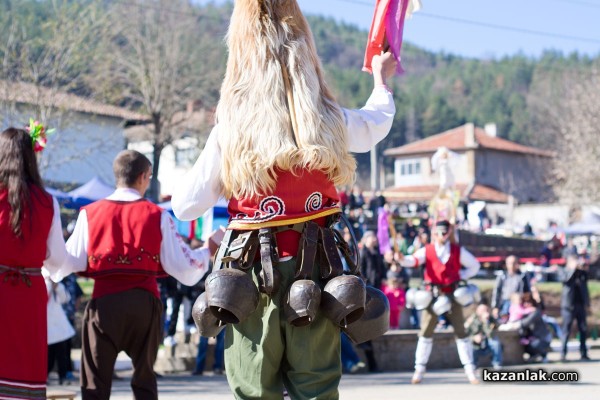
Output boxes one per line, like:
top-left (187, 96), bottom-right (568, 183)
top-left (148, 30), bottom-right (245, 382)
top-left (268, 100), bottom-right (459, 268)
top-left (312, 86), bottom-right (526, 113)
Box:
top-left (43, 197), bottom-right (85, 282)
top-left (400, 246), bottom-right (426, 268)
top-left (459, 247), bottom-right (481, 280)
top-left (47, 209), bottom-right (90, 282)
top-left (344, 86), bottom-right (395, 153)
top-left (160, 211), bottom-right (211, 286)
top-left (171, 126), bottom-right (223, 221)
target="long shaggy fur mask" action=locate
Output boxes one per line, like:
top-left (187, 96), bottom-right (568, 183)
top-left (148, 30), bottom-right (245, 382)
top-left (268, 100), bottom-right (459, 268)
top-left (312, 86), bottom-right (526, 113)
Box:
top-left (216, 0), bottom-right (356, 199)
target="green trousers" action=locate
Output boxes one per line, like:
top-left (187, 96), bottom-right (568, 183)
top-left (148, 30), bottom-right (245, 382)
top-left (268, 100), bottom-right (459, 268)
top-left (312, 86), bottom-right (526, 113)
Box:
top-left (224, 258), bottom-right (341, 400)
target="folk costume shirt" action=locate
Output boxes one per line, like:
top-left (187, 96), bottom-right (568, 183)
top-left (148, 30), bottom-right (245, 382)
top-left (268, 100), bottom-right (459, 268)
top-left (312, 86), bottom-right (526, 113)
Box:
top-left (172, 86), bottom-right (395, 223)
top-left (56, 188), bottom-right (210, 297)
top-left (399, 241), bottom-right (481, 282)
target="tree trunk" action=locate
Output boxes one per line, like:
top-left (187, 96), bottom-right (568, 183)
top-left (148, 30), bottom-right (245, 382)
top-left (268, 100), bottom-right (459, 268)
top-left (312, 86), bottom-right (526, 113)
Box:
top-left (150, 142), bottom-right (163, 202)
top-left (149, 113), bottom-right (163, 202)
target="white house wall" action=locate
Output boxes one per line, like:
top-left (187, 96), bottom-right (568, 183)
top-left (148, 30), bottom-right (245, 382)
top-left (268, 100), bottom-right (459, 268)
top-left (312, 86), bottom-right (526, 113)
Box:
top-left (2, 106), bottom-right (125, 185)
top-left (393, 152), bottom-right (470, 187)
top-left (128, 137), bottom-right (199, 198)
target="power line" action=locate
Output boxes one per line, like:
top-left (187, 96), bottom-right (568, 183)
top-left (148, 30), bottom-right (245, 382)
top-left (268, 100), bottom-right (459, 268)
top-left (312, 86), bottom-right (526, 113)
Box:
top-left (333, 0), bottom-right (600, 44)
top-left (549, 0), bottom-right (600, 9)
top-left (416, 12), bottom-right (600, 45)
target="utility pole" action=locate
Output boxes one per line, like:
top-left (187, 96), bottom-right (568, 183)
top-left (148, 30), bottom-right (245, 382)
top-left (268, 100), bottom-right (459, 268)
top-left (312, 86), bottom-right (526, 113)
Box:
top-left (370, 144), bottom-right (378, 192)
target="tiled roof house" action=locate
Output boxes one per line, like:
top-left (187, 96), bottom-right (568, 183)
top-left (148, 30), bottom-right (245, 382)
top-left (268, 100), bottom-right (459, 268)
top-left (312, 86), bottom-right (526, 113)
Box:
top-left (382, 123), bottom-right (554, 204)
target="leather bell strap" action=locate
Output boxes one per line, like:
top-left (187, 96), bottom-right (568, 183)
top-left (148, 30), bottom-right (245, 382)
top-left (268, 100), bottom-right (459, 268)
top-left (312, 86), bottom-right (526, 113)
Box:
top-left (332, 228), bottom-right (360, 275)
top-left (219, 230), bottom-right (259, 271)
top-left (212, 228), bottom-right (235, 272)
top-left (318, 227), bottom-right (344, 280)
top-left (294, 221), bottom-right (320, 279)
top-left (258, 228), bottom-right (278, 295)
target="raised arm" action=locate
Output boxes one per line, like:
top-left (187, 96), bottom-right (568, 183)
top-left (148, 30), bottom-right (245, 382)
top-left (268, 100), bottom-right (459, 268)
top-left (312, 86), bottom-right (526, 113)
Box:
top-left (171, 126), bottom-right (223, 221)
top-left (345, 52), bottom-right (397, 153)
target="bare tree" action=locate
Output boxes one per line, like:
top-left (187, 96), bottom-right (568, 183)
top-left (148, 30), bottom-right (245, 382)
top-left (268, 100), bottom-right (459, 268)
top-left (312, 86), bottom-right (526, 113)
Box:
top-left (92, 0), bottom-right (225, 201)
top-left (528, 64), bottom-right (600, 207)
top-left (1, 1), bottom-right (105, 118)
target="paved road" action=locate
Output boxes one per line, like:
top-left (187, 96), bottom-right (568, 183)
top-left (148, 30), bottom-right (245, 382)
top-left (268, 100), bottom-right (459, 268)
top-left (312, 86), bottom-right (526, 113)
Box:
top-left (49, 347), bottom-right (599, 399)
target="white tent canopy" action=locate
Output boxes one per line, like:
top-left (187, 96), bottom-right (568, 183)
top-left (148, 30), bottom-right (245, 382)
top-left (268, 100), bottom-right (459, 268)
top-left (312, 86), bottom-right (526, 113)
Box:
top-left (66, 176), bottom-right (115, 206)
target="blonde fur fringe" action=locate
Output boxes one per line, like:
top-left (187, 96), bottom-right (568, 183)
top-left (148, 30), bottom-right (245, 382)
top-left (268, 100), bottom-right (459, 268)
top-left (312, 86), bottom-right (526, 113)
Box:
top-left (216, 0), bottom-right (356, 200)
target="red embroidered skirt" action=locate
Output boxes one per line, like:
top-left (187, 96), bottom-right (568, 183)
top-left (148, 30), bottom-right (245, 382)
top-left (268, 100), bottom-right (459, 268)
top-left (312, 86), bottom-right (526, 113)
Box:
top-left (0, 274), bottom-right (47, 399)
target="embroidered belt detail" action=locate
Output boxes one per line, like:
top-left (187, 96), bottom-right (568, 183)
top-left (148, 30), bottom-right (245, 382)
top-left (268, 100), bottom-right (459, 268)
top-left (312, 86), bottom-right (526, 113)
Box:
top-left (0, 265), bottom-right (42, 287)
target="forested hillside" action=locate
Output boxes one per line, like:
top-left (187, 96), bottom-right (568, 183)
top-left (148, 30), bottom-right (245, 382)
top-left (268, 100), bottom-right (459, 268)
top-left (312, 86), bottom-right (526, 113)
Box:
top-left (2, 0), bottom-right (598, 199)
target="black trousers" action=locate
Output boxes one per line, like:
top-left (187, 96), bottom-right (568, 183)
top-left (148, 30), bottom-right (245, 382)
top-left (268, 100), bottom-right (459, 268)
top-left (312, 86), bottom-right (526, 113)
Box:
top-left (561, 306), bottom-right (588, 357)
top-left (48, 339), bottom-right (71, 381)
top-left (81, 289), bottom-right (163, 400)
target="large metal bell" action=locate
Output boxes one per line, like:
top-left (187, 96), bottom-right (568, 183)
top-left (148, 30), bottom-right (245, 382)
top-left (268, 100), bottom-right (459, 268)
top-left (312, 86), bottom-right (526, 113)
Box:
top-left (405, 287), bottom-right (417, 309)
top-left (191, 292), bottom-right (226, 337)
top-left (343, 286), bottom-right (390, 344)
top-left (205, 268), bottom-right (259, 324)
top-left (453, 284), bottom-right (474, 307)
top-left (320, 275), bottom-right (366, 327)
top-left (284, 279), bottom-right (321, 327)
top-left (432, 294), bottom-right (452, 316)
top-left (413, 288), bottom-right (433, 311)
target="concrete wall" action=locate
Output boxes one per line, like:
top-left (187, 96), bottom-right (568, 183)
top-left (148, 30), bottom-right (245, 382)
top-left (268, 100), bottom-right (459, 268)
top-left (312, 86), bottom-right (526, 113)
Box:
top-left (369, 329), bottom-right (523, 371)
top-left (156, 329), bottom-right (525, 373)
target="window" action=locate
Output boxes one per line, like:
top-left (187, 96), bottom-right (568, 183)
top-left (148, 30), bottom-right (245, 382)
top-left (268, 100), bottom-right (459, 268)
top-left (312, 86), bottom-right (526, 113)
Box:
top-left (399, 159), bottom-right (421, 176)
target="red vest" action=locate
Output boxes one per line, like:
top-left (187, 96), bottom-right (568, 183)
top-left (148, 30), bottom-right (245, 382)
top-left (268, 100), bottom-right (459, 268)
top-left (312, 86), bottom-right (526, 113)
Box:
top-left (0, 186), bottom-right (53, 268)
top-left (82, 199), bottom-right (165, 299)
top-left (227, 168), bottom-right (341, 257)
top-left (424, 243), bottom-right (461, 293)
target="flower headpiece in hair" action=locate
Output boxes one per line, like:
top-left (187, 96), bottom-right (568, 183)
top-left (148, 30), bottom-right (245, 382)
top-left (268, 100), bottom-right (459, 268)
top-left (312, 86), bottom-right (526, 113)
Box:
top-left (26, 119), bottom-right (55, 153)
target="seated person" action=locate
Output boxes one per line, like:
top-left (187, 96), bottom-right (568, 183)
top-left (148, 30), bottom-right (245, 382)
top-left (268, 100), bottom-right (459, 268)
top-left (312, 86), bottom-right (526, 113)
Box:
top-left (503, 293), bottom-right (552, 363)
top-left (465, 304), bottom-right (503, 369)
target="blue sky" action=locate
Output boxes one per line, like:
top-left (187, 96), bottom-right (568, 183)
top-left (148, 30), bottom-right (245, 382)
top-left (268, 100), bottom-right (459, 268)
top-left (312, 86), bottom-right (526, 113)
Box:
top-left (196, 0), bottom-right (600, 59)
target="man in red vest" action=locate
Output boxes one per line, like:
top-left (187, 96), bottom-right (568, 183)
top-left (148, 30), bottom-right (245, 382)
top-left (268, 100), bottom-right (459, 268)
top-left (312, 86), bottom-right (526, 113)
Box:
top-left (399, 220), bottom-right (481, 384)
top-left (57, 150), bottom-right (223, 400)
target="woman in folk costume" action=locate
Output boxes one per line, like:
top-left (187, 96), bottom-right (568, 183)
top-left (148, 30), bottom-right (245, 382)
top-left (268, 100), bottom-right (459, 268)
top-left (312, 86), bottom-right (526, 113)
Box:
top-left (173, 1), bottom-right (397, 398)
top-left (0, 127), bottom-right (76, 400)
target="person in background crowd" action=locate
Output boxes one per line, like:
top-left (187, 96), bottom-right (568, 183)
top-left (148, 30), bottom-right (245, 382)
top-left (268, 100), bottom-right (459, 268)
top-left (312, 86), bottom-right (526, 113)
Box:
top-left (60, 273), bottom-right (83, 381)
top-left (466, 304), bottom-right (503, 370)
top-left (559, 254), bottom-right (591, 361)
top-left (394, 231), bottom-right (409, 255)
top-left (338, 187), bottom-right (350, 212)
top-left (0, 127), bottom-right (78, 400)
top-left (340, 333), bottom-right (366, 374)
top-left (360, 231), bottom-right (386, 290)
top-left (163, 280), bottom-right (198, 347)
top-left (403, 218), bottom-right (417, 244)
top-left (540, 241), bottom-right (555, 269)
top-left (377, 203), bottom-right (393, 255)
top-left (45, 272), bottom-right (76, 385)
top-left (408, 230), bottom-right (429, 255)
top-left (491, 255), bottom-right (530, 321)
top-left (349, 184), bottom-right (365, 211)
top-left (383, 276), bottom-right (406, 330)
top-left (504, 293), bottom-right (552, 363)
